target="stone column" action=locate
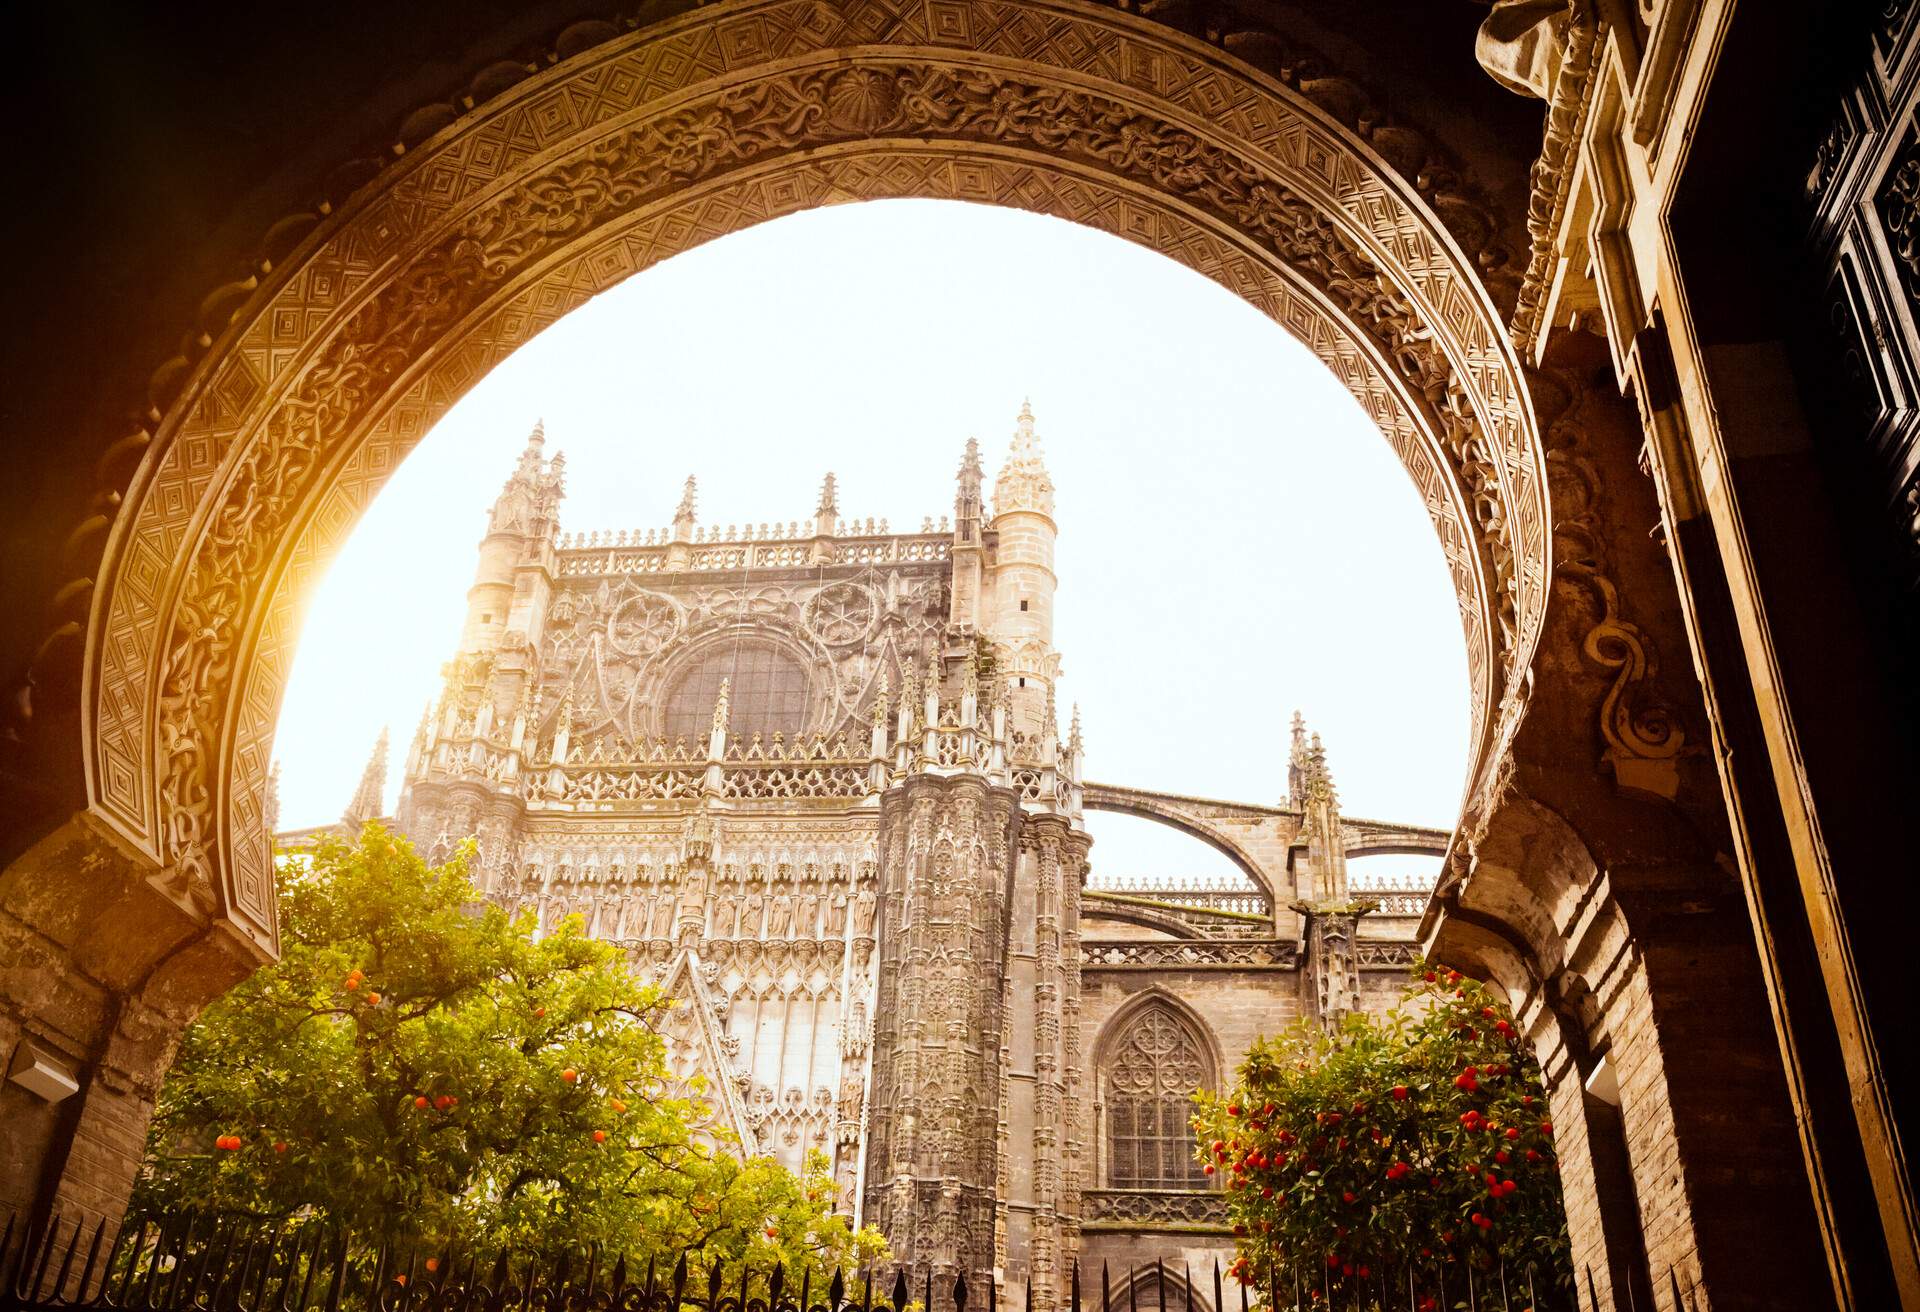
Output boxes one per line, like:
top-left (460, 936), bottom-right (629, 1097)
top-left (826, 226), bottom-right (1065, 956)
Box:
top-left (0, 814), bottom-right (259, 1238)
top-left (865, 773), bottom-right (1021, 1297)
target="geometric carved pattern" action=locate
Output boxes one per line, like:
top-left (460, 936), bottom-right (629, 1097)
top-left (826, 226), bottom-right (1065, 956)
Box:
top-left (82, 0), bottom-right (1545, 961)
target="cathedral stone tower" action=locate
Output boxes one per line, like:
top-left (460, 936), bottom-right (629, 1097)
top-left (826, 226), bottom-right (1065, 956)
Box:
top-left (384, 404), bottom-right (1441, 1307)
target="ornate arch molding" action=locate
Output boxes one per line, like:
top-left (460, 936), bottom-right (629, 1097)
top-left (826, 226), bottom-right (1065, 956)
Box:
top-left (1091, 984), bottom-right (1224, 1085)
top-left (80, 0), bottom-right (1548, 958)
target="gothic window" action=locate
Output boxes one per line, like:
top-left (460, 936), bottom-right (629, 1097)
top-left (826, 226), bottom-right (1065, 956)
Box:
top-left (663, 643), bottom-right (809, 743)
top-left (1104, 1002), bottom-right (1214, 1190)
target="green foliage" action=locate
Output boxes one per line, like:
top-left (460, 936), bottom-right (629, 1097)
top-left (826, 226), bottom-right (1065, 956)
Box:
top-left (1193, 966), bottom-right (1570, 1289)
top-left (135, 825), bottom-right (884, 1277)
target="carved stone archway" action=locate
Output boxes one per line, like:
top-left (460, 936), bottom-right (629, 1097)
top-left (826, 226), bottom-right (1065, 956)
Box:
top-left (79, 0), bottom-right (1547, 970)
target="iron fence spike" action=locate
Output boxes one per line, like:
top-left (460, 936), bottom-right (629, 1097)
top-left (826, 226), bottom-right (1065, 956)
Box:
top-left (889, 1267), bottom-right (906, 1312)
top-left (51, 1213), bottom-right (85, 1302)
top-left (73, 1214), bottom-right (108, 1306)
top-left (28, 1210), bottom-right (60, 1301)
top-left (829, 1266), bottom-right (844, 1310)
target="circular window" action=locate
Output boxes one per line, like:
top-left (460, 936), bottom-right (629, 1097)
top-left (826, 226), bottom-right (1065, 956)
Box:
top-left (661, 644), bottom-right (809, 743)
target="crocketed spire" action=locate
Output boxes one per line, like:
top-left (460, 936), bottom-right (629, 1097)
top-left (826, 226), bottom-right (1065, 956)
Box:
top-left (673, 475), bottom-right (698, 541)
top-left (992, 399), bottom-right (1055, 518)
top-left (489, 420), bottom-right (564, 535)
top-left (342, 726), bottom-right (389, 830)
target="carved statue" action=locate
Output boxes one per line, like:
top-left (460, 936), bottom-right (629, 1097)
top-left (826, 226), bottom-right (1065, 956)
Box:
top-left (854, 886), bottom-right (877, 935)
top-left (768, 885), bottom-right (794, 937)
top-left (826, 890), bottom-right (849, 936)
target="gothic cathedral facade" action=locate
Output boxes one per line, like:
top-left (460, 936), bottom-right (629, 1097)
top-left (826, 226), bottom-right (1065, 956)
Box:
top-left (384, 406), bottom-right (1443, 1305)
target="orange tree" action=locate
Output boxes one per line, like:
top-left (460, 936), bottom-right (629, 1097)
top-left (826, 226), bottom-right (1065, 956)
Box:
top-left (134, 825), bottom-right (884, 1278)
top-left (1191, 966), bottom-right (1570, 1293)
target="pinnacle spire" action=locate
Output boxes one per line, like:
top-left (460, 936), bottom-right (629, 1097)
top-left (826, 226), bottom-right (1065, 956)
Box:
top-left (954, 437), bottom-right (986, 543)
top-left (676, 475), bottom-right (698, 523)
top-left (993, 399), bottom-right (1055, 518)
top-left (817, 471), bottom-right (840, 518)
top-left (343, 726), bottom-right (390, 830)
top-left (1068, 703), bottom-right (1084, 755)
top-left (491, 420), bottom-right (565, 535)
top-left (1287, 710), bottom-right (1311, 807)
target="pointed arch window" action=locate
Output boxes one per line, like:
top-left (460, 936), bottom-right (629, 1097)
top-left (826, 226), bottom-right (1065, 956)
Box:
top-left (1104, 1002), bottom-right (1214, 1189)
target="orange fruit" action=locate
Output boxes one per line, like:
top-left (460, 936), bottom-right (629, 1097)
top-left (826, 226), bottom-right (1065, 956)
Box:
top-left (364, 992), bottom-right (382, 1005)
top-left (561, 1068), bottom-right (578, 1083)
top-left (610, 1098), bottom-right (627, 1113)
top-left (592, 1129), bottom-right (607, 1143)
top-left (415, 1096), bottom-right (429, 1109)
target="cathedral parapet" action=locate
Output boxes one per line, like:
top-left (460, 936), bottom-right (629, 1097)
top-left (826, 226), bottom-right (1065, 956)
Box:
top-left (554, 524), bottom-right (953, 577)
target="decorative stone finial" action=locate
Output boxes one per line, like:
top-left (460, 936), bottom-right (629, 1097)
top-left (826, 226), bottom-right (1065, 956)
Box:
top-left (871, 669), bottom-right (892, 725)
top-left (342, 726), bottom-right (389, 829)
top-left (817, 472), bottom-right (840, 518)
top-left (711, 677), bottom-right (732, 739)
top-left (954, 437), bottom-right (987, 543)
top-left (1069, 703), bottom-right (1084, 756)
top-left (675, 475), bottom-right (698, 524)
top-left (491, 420), bottom-right (566, 536)
top-left (993, 399), bottom-right (1055, 518)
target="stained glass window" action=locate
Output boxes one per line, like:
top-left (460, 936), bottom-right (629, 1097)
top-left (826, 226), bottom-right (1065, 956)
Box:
top-left (1105, 1004), bottom-right (1214, 1189)
top-left (662, 644), bottom-right (809, 743)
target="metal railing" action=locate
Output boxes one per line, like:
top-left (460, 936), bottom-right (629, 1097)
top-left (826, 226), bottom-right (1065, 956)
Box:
top-left (1, 1212), bottom-right (1571, 1312)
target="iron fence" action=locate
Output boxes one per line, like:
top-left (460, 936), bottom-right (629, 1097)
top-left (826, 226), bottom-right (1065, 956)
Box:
top-left (0, 1212), bottom-right (1569, 1312)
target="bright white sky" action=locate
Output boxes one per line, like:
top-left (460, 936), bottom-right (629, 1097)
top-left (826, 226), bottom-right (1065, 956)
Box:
top-left (274, 199), bottom-right (1465, 885)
